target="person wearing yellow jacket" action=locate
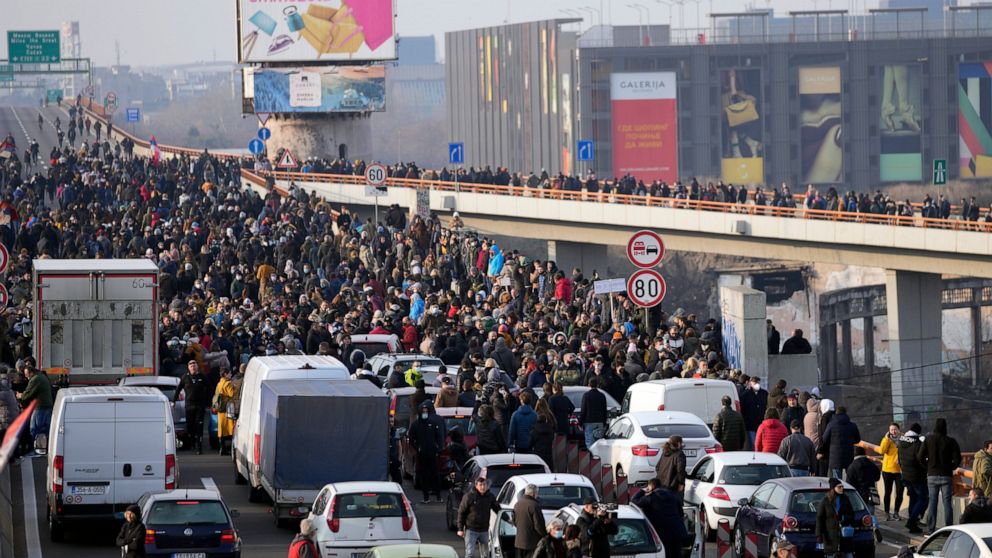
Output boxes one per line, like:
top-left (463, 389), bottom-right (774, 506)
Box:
top-left (214, 368), bottom-right (238, 456)
top-left (878, 422), bottom-right (904, 521)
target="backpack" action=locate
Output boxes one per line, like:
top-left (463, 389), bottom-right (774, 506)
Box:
top-left (211, 392), bottom-right (229, 413)
top-left (288, 536), bottom-right (318, 558)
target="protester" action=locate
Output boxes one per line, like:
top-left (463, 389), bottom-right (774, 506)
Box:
top-left (474, 404), bottom-right (507, 455)
top-left (574, 498), bottom-right (618, 558)
top-left (741, 376), bottom-right (768, 448)
top-left (655, 435), bottom-right (687, 493)
top-left (918, 417), bottom-right (962, 533)
top-left (972, 439), bottom-right (992, 497)
top-left (877, 422), bottom-right (904, 521)
top-left (712, 395), bottom-right (747, 451)
top-left (632, 478), bottom-right (688, 558)
top-left (457, 476), bottom-right (500, 558)
top-left (818, 406), bottom-right (861, 480)
top-left (116, 504), bottom-right (146, 558)
top-left (213, 368), bottom-right (237, 455)
top-left (531, 518), bottom-right (567, 558)
top-left (508, 391), bottom-right (537, 453)
top-left (16, 367), bottom-right (53, 454)
top-left (530, 399), bottom-right (557, 470)
top-left (896, 423), bottom-right (928, 534)
top-left (288, 518), bottom-right (320, 558)
top-left (755, 408), bottom-right (789, 453)
top-left (816, 478), bottom-right (856, 558)
top-left (513, 484), bottom-right (547, 558)
top-left (780, 329), bottom-right (812, 354)
top-left (408, 401), bottom-right (444, 504)
top-left (548, 383), bottom-right (575, 438)
top-left (579, 378), bottom-right (608, 448)
top-left (959, 487), bottom-right (992, 524)
top-left (846, 446), bottom-right (881, 520)
top-left (0, 374), bottom-right (21, 453)
top-left (778, 420), bottom-right (815, 476)
top-left (174, 360), bottom-right (210, 454)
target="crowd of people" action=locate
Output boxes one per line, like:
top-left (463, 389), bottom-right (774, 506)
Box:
top-left (0, 109), bottom-right (991, 558)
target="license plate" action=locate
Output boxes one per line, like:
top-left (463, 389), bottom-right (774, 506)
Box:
top-left (684, 449), bottom-right (698, 457)
top-left (174, 554), bottom-right (206, 558)
top-left (352, 553), bottom-right (367, 558)
top-left (71, 485), bottom-right (106, 495)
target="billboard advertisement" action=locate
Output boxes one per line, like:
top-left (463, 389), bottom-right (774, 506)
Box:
top-left (610, 72), bottom-right (678, 183)
top-left (959, 62), bottom-right (992, 178)
top-left (237, 0), bottom-right (396, 63)
top-left (720, 68), bottom-right (764, 184)
top-left (244, 65), bottom-right (385, 113)
top-left (799, 66), bottom-right (843, 183)
top-left (879, 65), bottom-right (923, 181)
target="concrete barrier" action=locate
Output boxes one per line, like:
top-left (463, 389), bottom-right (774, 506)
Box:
top-left (0, 465), bottom-right (14, 558)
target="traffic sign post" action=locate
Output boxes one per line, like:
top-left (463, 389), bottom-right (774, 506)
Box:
top-left (626, 230), bottom-right (666, 268)
top-left (365, 163), bottom-right (388, 225)
top-left (933, 158), bottom-right (947, 185)
top-left (125, 107), bottom-right (140, 122)
top-left (248, 138), bottom-right (265, 155)
top-left (256, 113), bottom-right (271, 126)
top-left (257, 127), bottom-right (271, 142)
top-left (276, 149), bottom-right (298, 169)
top-left (577, 139), bottom-right (594, 162)
top-left (449, 142), bottom-right (464, 191)
top-left (104, 91), bottom-right (118, 114)
top-left (626, 269), bottom-right (666, 308)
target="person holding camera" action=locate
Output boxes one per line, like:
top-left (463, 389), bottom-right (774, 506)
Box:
top-left (575, 497), bottom-right (619, 558)
top-left (632, 478), bottom-right (688, 558)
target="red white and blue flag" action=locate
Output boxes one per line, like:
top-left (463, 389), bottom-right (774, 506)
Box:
top-left (149, 135), bottom-right (161, 164)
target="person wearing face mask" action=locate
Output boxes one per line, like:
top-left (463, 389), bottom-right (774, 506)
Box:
top-left (407, 401), bottom-right (444, 504)
top-left (741, 376), bottom-right (769, 449)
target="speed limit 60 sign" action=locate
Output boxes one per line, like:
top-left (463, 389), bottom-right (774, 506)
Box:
top-left (365, 163), bottom-right (387, 187)
top-left (627, 269), bottom-right (666, 308)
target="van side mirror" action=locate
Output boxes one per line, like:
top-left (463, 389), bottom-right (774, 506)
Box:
top-left (738, 498), bottom-right (749, 507)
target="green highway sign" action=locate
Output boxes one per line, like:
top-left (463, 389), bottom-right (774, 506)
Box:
top-left (7, 31), bottom-right (60, 64)
top-left (0, 64), bottom-right (12, 82)
top-left (933, 158), bottom-right (947, 185)
top-left (46, 88), bottom-right (62, 102)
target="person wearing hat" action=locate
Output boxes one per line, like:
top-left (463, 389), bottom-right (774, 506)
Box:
top-left (773, 538), bottom-right (796, 558)
top-left (816, 478), bottom-right (856, 558)
top-left (408, 401), bottom-right (444, 504)
top-left (116, 504), bottom-right (146, 557)
top-left (574, 496), bottom-right (618, 558)
top-left (457, 475), bottom-right (500, 557)
top-left (777, 420), bottom-right (816, 476)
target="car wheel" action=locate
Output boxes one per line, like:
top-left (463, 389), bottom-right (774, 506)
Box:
top-left (274, 513), bottom-right (290, 529)
top-left (48, 510), bottom-right (64, 543)
top-left (700, 506), bottom-right (715, 542)
top-left (248, 485), bottom-right (266, 503)
top-left (733, 525), bottom-right (744, 558)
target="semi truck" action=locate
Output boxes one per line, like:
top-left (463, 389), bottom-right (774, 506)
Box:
top-left (33, 259), bottom-right (159, 385)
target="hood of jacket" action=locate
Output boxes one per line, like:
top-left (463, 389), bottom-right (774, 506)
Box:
top-left (819, 398), bottom-right (835, 414)
top-left (933, 417), bottom-right (947, 436)
top-left (806, 398), bottom-right (820, 414)
top-left (516, 404), bottom-right (536, 417)
top-left (898, 431), bottom-right (922, 445)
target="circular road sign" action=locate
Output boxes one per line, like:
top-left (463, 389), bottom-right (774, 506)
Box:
top-left (0, 242), bottom-right (8, 274)
top-left (0, 283), bottom-right (8, 312)
top-left (365, 163), bottom-right (387, 187)
top-left (257, 127), bottom-right (271, 141)
top-left (626, 229), bottom-right (665, 268)
top-left (104, 91), bottom-right (119, 113)
top-left (248, 138), bottom-right (265, 155)
top-left (626, 269), bottom-right (666, 308)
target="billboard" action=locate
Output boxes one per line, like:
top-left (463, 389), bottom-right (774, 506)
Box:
top-left (799, 67), bottom-right (843, 183)
top-left (237, 0), bottom-right (396, 63)
top-left (959, 62), bottom-right (992, 178)
top-left (244, 65), bottom-right (384, 113)
top-left (610, 72), bottom-right (678, 183)
top-left (879, 65), bottom-right (923, 182)
top-left (720, 69), bottom-right (764, 184)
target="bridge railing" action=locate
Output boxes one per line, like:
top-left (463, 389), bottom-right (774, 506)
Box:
top-left (269, 170), bottom-right (992, 233)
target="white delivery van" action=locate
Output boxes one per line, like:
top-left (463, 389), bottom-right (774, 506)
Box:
top-left (621, 379), bottom-right (740, 427)
top-left (46, 386), bottom-right (176, 542)
top-left (34, 259), bottom-right (159, 385)
top-left (232, 355), bottom-right (351, 501)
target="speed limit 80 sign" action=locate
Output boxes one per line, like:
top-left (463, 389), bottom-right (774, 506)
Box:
top-left (627, 269), bottom-right (666, 308)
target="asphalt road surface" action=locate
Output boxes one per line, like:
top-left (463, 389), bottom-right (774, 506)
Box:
top-left (0, 104), bottom-right (76, 166)
top-left (8, 446), bottom-right (907, 558)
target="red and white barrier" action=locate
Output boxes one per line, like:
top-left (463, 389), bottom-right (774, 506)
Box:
top-left (600, 464), bottom-right (615, 503)
top-left (744, 532), bottom-right (759, 558)
top-left (552, 435), bottom-right (567, 473)
top-left (566, 441), bottom-right (579, 474)
top-left (588, 455), bottom-right (603, 488)
top-left (717, 519), bottom-right (732, 558)
top-left (577, 450), bottom-right (591, 478)
top-left (614, 470), bottom-right (629, 504)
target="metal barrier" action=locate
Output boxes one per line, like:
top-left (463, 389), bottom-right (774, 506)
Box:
top-left (858, 440), bottom-right (976, 497)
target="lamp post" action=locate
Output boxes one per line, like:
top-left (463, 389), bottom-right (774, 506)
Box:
top-left (627, 4), bottom-right (650, 45)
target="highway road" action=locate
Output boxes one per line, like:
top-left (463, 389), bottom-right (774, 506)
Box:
top-left (7, 447), bottom-right (907, 558)
top-left (0, 104), bottom-right (76, 165)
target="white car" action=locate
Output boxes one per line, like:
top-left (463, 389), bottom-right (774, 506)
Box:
top-left (495, 473), bottom-right (599, 523)
top-left (684, 452), bottom-right (792, 540)
top-left (367, 353), bottom-right (446, 383)
top-left (894, 524), bottom-right (992, 558)
top-left (307, 481), bottom-right (420, 557)
top-left (589, 411), bottom-right (721, 486)
top-left (554, 503), bottom-right (669, 557)
top-left (349, 334), bottom-right (402, 360)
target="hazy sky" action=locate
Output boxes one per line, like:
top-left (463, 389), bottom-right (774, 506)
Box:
top-left (2, 0), bottom-right (894, 66)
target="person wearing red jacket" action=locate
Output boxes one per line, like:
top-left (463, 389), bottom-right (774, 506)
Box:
top-left (402, 317), bottom-right (419, 351)
top-left (554, 272), bottom-right (574, 303)
top-left (755, 408), bottom-right (789, 453)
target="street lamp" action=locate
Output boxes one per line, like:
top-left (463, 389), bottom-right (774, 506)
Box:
top-left (627, 4), bottom-right (649, 45)
top-left (581, 5), bottom-right (602, 27)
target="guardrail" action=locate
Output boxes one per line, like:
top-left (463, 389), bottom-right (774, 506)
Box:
top-left (859, 440), bottom-right (975, 497)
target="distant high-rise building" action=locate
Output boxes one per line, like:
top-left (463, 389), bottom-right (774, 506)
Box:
top-left (61, 21), bottom-right (82, 98)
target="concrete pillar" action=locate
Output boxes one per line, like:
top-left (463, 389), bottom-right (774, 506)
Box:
top-left (885, 270), bottom-right (943, 421)
top-left (266, 113), bottom-right (372, 161)
top-left (822, 322), bottom-right (837, 383)
top-left (719, 286), bottom-right (768, 381)
top-left (863, 316), bottom-right (875, 376)
top-left (839, 320), bottom-right (853, 379)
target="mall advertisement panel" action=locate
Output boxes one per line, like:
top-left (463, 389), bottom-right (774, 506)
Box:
top-left (959, 62), bottom-right (992, 178)
top-left (244, 65), bottom-right (385, 113)
top-left (879, 64), bottom-right (923, 182)
top-left (610, 72), bottom-right (678, 183)
top-left (799, 66), bottom-right (843, 183)
top-left (720, 68), bottom-right (764, 184)
top-left (237, 0), bottom-right (396, 63)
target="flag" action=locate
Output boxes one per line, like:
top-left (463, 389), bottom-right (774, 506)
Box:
top-left (150, 135), bottom-right (161, 164)
top-left (0, 400), bottom-right (36, 474)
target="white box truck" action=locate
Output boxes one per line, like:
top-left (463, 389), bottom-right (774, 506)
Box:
top-left (33, 259), bottom-right (159, 385)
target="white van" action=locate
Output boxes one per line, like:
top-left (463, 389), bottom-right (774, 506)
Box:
top-left (232, 355), bottom-right (350, 500)
top-left (621, 379), bottom-right (740, 427)
top-left (46, 386), bottom-right (176, 541)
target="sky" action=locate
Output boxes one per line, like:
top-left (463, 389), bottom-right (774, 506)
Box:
top-left (0, 0), bottom-right (923, 67)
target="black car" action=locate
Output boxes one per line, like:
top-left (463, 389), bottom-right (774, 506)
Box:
top-left (138, 489), bottom-right (241, 558)
top-left (732, 477), bottom-right (874, 558)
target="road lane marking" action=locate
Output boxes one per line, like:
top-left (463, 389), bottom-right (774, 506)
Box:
top-left (201, 476), bottom-right (219, 493)
top-left (20, 459), bottom-right (43, 558)
top-left (9, 107), bottom-right (49, 170)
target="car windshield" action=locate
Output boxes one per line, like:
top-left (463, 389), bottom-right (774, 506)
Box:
top-left (444, 416), bottom-right (477, 436)
top-left (534, 485), bottom-right (596, 509)
top-left (335, 492), bottom-right (404, 519)
top-left (354, 342), bottom-right (391, 358)
top-left (610, 518), bottom-right (660, 554)
top-left (398, 357), bottom-right (443, 368)
top-left (789, 490), bottom-right (866, 514)
top-left (566, 390), bottom-right (620, 410)
top-left (641, 423), bottom-right (712, 439)
top-left (719, 465), bottom-right (791, 486)
top-left (147, 500), bottom-right (228, 526)
top-left (485, 465), bottom-right (548, 490)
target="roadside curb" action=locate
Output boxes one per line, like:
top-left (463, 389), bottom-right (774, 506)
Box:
top-left (878, 522), bottom-right (925, 548)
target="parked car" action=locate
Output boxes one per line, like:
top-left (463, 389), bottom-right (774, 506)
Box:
top-left (367, 353), bottom-right (446, 385)
top-left (444, 453), bottom-right (551, 531)
top-left (366, 544), bottom-right (459, 558)
top-left (891, 525), bottom-right (992, 558)
top-left (400, 407), bottom-right (478, 481)
top-left (137, 488), bottom-right (241, 557)
top-left (387, 386), bottom-right (441, 427)
top-left (307, 481), bottom-right (419, 557)
top-left (495, 473), bottom-right (599, 523)
top-left (733, 477), bottom-right (875, 558)
top-left (532, 386), bottom-right (622, 441)
top-left (350, 334), bottom-right (402, 360)
top-left (588, 411), bottom-right (721, 486)
top-left (120, 375), bottom-right (186, 438)
top-left (683, 452), bottom-right (791, 540)
top-left (622, 379), bottom-right (740, 428)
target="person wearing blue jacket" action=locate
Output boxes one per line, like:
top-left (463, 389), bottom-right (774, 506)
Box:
top-left (508, 391), bottom-right (538, 452)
